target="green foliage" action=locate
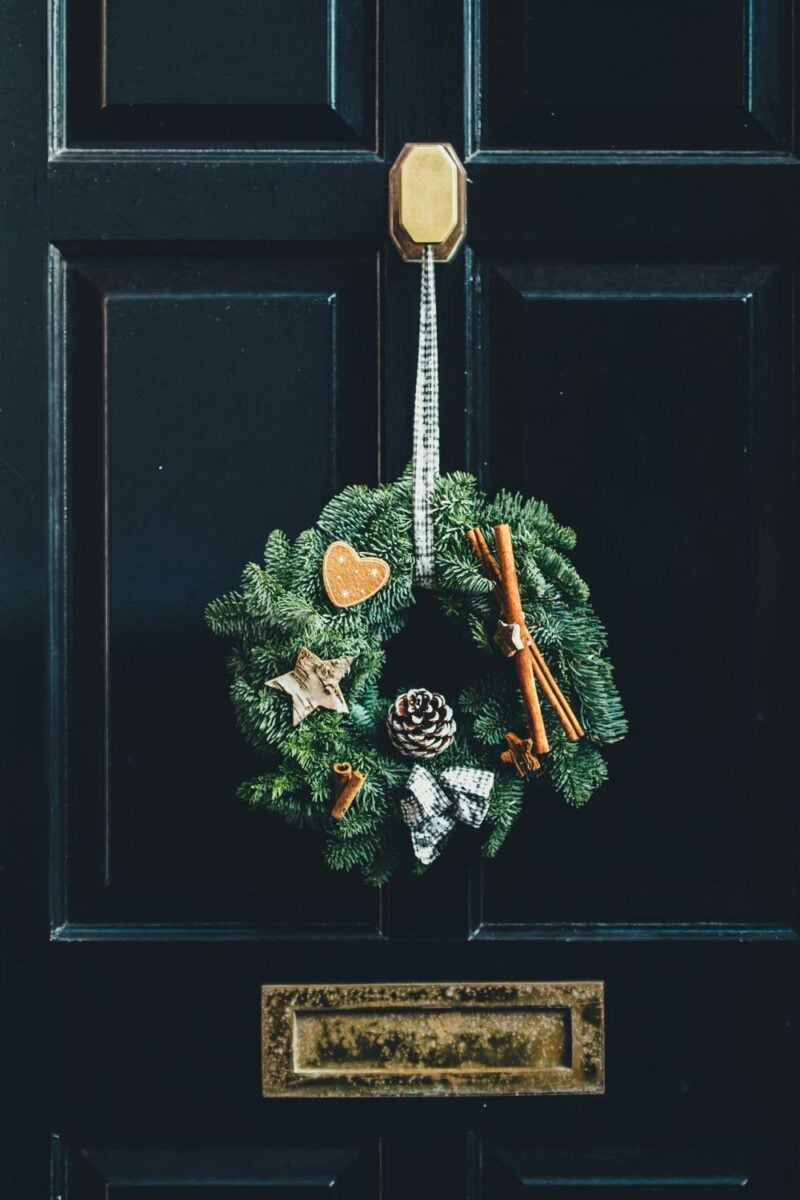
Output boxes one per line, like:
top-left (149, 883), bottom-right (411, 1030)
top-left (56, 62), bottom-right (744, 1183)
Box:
top-left (206, 469), bottom-right (627, 885)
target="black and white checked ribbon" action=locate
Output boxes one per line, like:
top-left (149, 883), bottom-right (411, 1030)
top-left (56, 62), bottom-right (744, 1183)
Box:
top-left (412, 244), bottom-right (439, 587)
top-left (400, 764), bottom-right (495, 865)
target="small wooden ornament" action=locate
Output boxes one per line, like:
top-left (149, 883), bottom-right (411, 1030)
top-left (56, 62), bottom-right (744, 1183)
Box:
top-left (494, 618), bottom-right (526, 658)
top-left (500, 731), bottom-right (541, 778)
top-left (322, 540), bottom-right (391, 608)
top-left (331, 761), bottom-right (367, 819)
top-left (266, 647), bottom-right (352, 726)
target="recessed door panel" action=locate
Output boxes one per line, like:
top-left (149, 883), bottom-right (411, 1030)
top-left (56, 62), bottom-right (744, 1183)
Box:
top-left (53, 246), bottom-right (381, 934)
top-left (473, 256), bottom-right (793, 930)
top-left (473, 0), bottom-right (790, 151)
top-left (57, 0), bottom-right (377, 150)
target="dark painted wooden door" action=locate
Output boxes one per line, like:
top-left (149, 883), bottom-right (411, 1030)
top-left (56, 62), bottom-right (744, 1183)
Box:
top-left (3, 0), bottom-right (798, 1196)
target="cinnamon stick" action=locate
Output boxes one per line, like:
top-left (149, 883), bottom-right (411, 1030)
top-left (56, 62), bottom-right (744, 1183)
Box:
top-left (467, 526), bottom-right (584, 741)
top-left (493, 524), bottom-right (549, 756)
top-left (529, 640), bottom-right (585, 738)
top-left (471, 526), bottom-right (502, 586)
top-left (331, 761), bottom-right (367, 820)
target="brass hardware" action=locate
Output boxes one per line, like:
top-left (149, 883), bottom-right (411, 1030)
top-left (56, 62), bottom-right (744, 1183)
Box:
top-left (261, 980), bottom-right (604, 1098)
top-left (389, 143), bottom-right (467, 262)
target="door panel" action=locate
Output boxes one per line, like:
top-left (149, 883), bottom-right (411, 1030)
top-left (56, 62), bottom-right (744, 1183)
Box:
top-left (54, 1142), bottom-right (379, 1199)
top-left (474, 0), bottom-right (791, 151)
top-left (59, 0), bottom-right (378, 150)
top-left (1, 0), bottom-right (797, 1197)
top-left (474, 255), bottom-right (793, 930)
top-left (481, 1147), bottom-right (786, 1198)
top-left (54, 246), bottom-right (380, 934)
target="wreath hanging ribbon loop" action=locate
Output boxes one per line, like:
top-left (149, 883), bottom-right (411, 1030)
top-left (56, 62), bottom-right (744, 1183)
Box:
top-left (412, 244), bottom-right (439, 588)
top-left (400, 763), bottom-right (495, 865)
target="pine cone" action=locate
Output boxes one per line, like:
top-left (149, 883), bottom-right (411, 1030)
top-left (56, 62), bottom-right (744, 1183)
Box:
top-left (386, 689), bottom-right (456, 759)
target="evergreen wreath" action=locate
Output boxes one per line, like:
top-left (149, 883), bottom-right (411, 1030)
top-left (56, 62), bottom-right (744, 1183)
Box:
top-left (206, 467), bottom-right (627, 885)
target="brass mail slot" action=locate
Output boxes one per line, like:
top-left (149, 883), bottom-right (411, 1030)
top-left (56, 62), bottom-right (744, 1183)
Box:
top-left (261, 981), bottom-right (604, 1098)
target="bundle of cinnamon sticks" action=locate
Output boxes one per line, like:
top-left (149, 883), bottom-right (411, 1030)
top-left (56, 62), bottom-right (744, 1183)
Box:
top-left (467, 524), bottom-right (584, 760)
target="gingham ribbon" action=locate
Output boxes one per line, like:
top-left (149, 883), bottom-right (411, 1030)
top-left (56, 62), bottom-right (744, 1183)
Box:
top-left (412, 244), bottom-right (439, 587)
top-left (400, 764), bottom-right (495, 865)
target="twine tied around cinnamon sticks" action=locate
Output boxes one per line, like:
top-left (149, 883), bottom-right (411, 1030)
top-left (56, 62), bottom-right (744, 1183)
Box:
top-left (467, 524), bottom-right (585, 760)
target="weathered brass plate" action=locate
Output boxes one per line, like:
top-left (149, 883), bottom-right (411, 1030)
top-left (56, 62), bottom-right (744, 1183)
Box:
top-left (389, 143), bottom-right (467, 262)
top-left (261, 981), bottom-right (604, 1098)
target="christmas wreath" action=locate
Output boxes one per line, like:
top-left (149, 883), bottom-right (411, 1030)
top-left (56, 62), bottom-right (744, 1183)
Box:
top-left (206, 469), bottom-right (626, 884)
top-left (207, 248), bottom-right (625, 884)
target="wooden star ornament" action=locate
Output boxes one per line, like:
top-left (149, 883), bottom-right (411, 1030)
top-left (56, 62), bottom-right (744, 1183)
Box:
top-left (266, 647), bottom-right (353, 726)
top-left (500, 731), bottom-right (541, 778)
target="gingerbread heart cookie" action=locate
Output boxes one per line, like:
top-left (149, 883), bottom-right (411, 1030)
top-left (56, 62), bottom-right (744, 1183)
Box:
top-left (322, 540), bottom-right (390, 608)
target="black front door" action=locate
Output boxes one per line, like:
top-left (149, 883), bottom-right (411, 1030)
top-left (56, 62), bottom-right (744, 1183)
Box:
top-left (3, 1), bottom-right (797, 1196)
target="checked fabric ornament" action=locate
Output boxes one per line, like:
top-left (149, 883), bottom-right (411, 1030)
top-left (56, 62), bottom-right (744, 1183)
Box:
top-left (400, 764), bottom-right (495, 865)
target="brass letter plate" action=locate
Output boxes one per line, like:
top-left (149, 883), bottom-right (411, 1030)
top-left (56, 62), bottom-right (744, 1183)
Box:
top-left (261, 981), bottom-right (604, 1098)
